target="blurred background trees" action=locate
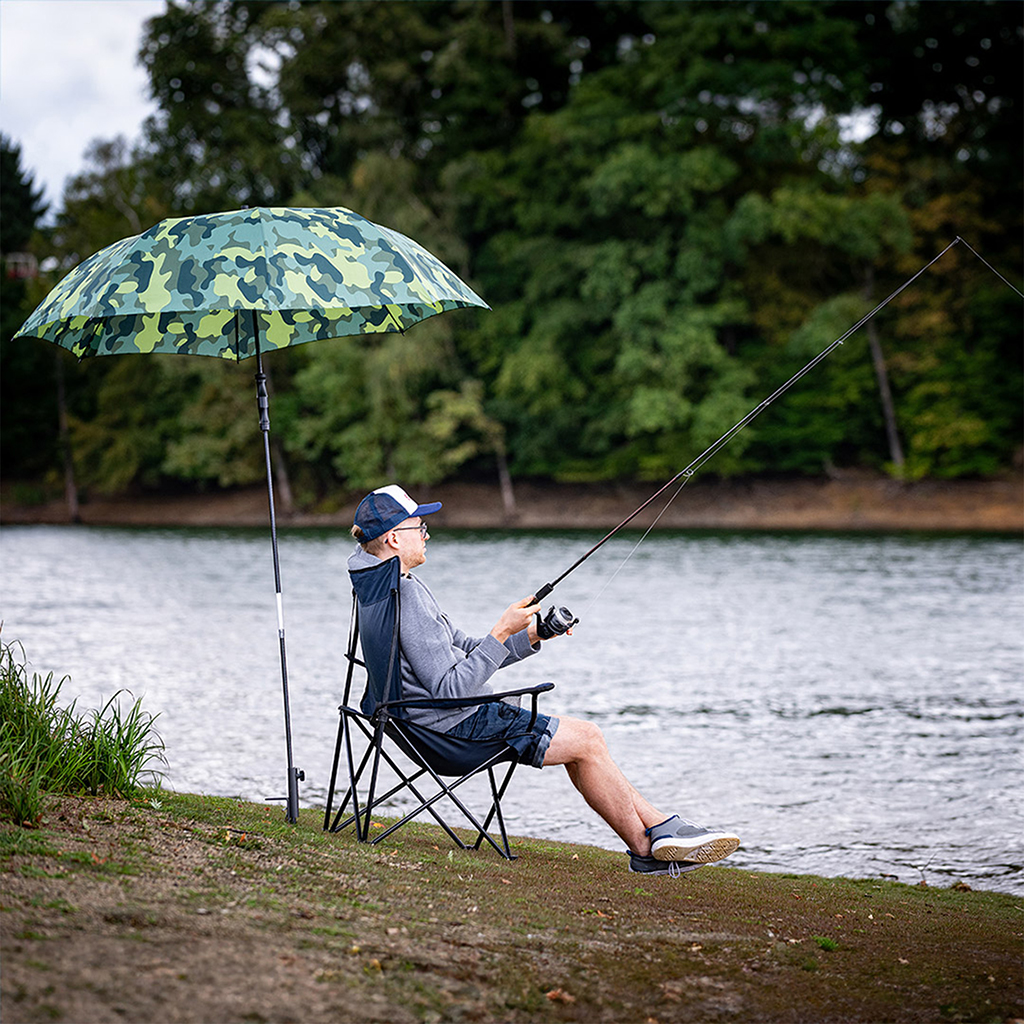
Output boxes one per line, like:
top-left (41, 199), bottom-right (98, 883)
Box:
top-left (3, 0), bottom-right (1020, 506)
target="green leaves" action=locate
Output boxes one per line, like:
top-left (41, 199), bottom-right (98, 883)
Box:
top-left (0, 637), bottom-right (165, 825)
top-left (3, 0), bottom-right (1019, 497)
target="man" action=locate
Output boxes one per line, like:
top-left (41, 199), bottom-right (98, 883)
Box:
top-left (350, 484), bottom-right (741, 875)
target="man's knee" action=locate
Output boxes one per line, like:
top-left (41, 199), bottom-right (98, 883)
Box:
top-left (578, 719), bottom-right (606, 752)
top-left (548, 715), bottom-right (607, 763)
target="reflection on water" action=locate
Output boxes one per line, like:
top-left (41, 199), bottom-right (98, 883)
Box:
top-left (3, 524), bottom-right (1022, 894)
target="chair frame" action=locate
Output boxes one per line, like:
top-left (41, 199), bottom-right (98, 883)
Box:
top-left (323, 572), bottom-right (554, 860)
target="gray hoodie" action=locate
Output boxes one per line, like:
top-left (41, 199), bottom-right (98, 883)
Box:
top-left (347, 548), bottom-right (539, 731)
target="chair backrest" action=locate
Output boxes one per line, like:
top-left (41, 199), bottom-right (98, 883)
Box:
top-left (348, 554), bottom-right (517, 776)
top-left (349, 555), bottom-right (402, 716)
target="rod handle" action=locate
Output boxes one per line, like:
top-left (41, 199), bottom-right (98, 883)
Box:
top-left (255, 372), bottom-right (270, 432)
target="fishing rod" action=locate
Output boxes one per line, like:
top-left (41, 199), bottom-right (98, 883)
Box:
top-left (529, 235), bottom-right (1018, 633)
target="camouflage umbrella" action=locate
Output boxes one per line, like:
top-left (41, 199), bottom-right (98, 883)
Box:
top-left (14, 205), bottom-right (489, 823)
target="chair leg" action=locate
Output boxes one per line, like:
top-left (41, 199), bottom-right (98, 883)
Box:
top-left (372, 755), bottom-right (517, 860)
top-left (332, 768), bottom-right (428, 834)
top-left (360, 721), bottom-right (388, 843)
top-left (347, 714), bottom-right (376, 840)
top-left (323, 707), bottom-right (348, 831)
top-left (336, 743), bottom-right (468, 849)
top-left (327, 713), bottom-right (372, 834)
top-left (327, 714), bottom-right (465, 845)
top-left (474, 763), bottom-right (518, 858)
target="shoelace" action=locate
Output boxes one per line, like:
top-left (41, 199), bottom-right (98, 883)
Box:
top-left (668, 862), bottom-right (684, 878)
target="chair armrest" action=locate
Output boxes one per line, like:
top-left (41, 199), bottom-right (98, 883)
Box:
top-left (384, 681), bottom-right (554, 712)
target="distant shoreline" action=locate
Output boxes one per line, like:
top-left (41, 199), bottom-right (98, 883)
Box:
top-left (2, 473), bottom-right (1021, 533)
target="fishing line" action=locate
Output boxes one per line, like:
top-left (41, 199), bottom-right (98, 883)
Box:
top-left (576, 474), bottom-right (691, 621)
top-left (532, 235), bottom-right (1021, 613)
top-left (956, 236), bottom-right (1024, 299)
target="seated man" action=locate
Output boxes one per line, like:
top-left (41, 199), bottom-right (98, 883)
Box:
top-left (349, 484), bottom-right (741, 875)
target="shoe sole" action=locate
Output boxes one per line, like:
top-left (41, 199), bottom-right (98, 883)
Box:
top-left (651, 835), bottom-right (740, 863)
top-left (629, 862), bottom-right (703, 876)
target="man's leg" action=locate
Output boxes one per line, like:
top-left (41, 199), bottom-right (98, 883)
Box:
top-left (543, 716), bottom-right (668, 856)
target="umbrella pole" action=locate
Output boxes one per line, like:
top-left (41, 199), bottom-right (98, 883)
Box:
top-left (253, 324), bottom-right (303, 823)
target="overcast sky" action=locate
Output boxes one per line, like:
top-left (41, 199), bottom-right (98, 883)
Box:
top-left (1, 0), bottom-right (164, 215)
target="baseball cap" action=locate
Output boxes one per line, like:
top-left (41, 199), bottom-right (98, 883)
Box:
top-left (353, 484), bottom-right (442, 541)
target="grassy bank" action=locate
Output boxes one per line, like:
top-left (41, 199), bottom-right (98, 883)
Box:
top-left (0, 637), bottom-right (165, 826)
top-left (2, 790), bottom-right (1021, 1023)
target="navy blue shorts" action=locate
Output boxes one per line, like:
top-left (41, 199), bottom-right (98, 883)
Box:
top-left (446, 701), bottom-right (559, 770)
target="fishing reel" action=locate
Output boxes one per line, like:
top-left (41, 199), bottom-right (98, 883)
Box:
top-left (536, 604), bottom-right (579, 640)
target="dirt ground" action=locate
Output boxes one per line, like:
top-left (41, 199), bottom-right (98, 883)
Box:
top-left (2, 793), bottom-right (1022, 1024)
top-left (3, 473), bottom-right (1022, 532)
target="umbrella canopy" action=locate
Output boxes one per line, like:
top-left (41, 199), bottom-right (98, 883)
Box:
top-left (14, 205), bottom-right (488, 357)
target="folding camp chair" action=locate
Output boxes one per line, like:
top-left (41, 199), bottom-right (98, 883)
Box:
top-left (323, 555), bottom-right (554, 859)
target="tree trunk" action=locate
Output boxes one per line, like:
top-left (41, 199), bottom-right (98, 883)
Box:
top-left (502, 0), bottom-right (516, 57)
top-left (864, 267), bottom-right (905, 477)
top-left (495, 443), bottom-right (517, 520)
top-left (54, 351), bottom-right (81, 523)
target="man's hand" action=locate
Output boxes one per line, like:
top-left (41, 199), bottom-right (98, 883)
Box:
top-left (490, 596), bottom-right (540, 644)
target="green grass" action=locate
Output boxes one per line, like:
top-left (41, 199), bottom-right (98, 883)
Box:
top-left (0, 635), bottom-right (166, 825)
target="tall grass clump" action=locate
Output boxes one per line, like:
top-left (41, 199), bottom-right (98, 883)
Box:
top-left (0, 635), bottom-right (165, 825)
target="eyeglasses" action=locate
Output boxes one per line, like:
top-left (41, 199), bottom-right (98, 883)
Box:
top-left (392, 523), bottom-right (429, 538)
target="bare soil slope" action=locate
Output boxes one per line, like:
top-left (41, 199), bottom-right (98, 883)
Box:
top-left (3, 474), bottom-right (1021, 532)
top-left (3, 793), bottom-right (1021, 1024)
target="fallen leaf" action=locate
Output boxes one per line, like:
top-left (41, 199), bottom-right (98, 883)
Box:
top-left (898, 958), bottom-right (909, 965)
top-left (546, 988), bottom-right (576, 1004)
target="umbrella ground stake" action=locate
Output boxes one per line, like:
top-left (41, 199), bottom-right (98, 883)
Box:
top-left (254, 330), bottom-right (303, 823)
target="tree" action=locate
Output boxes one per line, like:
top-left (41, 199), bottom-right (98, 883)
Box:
top-left (0, 136), bottom-right (58, 489)
top-left (5, 0), bottom-right (1019, 501)
top-left (138, 0), bottom-right (297, 212)
top-left (448, 0), bottom-right (1020, 482)
top-left (0, 134), bottom-right (48, 253)
top-left (51, 137), bottom-right (169, 262)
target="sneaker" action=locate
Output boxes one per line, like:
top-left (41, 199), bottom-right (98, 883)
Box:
top-left (628, 850), bottom-right (703, 877)
top-left (647, 816), bottom-right (740, 863)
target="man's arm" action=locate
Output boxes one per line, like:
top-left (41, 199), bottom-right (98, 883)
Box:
top-left (399, 577), bottom-right (536, 704)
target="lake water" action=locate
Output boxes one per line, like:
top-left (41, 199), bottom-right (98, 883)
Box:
top-left (2, 524), bottom-right (1021, 895)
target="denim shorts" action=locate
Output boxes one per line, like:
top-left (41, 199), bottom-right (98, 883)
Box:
top-left (446, 701), bottom-right (559, 770)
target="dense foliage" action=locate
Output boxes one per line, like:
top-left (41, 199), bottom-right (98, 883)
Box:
top-left (2, 1), bottom-right (1020, 505)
